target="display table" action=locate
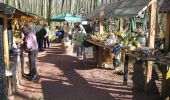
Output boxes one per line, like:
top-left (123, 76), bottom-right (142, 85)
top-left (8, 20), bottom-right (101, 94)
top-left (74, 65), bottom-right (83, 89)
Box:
top-left (86, 39), bottom-right (115, 67)
top-left (123, 49), bottom-right (170, 97)
top-left (8, 48), bottom-right (23, 94)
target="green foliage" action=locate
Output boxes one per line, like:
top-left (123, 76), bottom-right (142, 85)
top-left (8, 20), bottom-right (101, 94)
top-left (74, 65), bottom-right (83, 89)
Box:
top-left (103, 18), bottom-right (119, 33)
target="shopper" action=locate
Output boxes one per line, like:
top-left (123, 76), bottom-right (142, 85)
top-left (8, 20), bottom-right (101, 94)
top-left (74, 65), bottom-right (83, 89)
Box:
top-left (22, 23), bottom-right (39, 81)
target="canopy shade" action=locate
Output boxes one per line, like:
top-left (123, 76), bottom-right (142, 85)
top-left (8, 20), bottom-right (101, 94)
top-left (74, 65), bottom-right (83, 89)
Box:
top-left (159, 0), bottom-right (170, 13)
top-left (50, 13), bottom-right (82, 23)
top-left (85, 0), bottom-right (152, 19)
top-left (0, 3), bottom-right (33, 18)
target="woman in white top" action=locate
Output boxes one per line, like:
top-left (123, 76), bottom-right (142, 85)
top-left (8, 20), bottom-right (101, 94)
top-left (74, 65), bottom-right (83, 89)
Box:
top-left (44, 24), bottom-right (51, 48)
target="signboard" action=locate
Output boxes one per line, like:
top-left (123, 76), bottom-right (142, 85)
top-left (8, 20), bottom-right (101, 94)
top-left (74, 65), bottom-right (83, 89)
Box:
top-left (81, 21), bottom-right (88, 25)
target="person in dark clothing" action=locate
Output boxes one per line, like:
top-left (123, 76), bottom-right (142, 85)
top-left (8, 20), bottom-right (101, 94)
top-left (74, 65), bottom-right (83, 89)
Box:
top-left (36, 25), bottom-right (47, 51)
top-left (58, 29), bottom-right (64, 43)
top-left (55, 26), bottom-right (64, 43)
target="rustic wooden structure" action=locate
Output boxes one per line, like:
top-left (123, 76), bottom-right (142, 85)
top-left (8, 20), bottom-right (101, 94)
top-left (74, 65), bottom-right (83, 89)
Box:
top-left (159, 0), bottom-right (170, 98)
top-left (0, 12), bottom-right (8, 100)
top-left (145, 0), bottom-right (157, 92)
top-left (86, 38), bottom-right (115, 67)
top-left (159, 0), bottom-right (170, 51)
top-left (0, 2), bottom-right (43, 96)
top-left (99, 6), bottom-right (104, 34)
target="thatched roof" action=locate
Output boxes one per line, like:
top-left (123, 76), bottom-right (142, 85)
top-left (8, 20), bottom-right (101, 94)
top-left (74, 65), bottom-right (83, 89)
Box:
top-left (85, 0), bottom-right (152, 19)
top-left (0, 3), bottom-right (32, 18)
top-left (159, 0), bottom-right (170, 13)
top-left (0, 3), bottom-right (47, 19)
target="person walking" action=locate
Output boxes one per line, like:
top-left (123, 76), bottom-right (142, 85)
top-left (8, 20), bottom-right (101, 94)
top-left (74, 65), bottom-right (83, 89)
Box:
top-left (44, 24), bottom-right (51, 48)
top-left (73, 24), bottom-right (87, 59)
top-left (35, 22), bottom-right (46, 51)
top-left (22, 23), bottom-right (39, 81)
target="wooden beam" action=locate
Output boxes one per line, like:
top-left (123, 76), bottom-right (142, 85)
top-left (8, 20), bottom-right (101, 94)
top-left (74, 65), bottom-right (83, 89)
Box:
top-left (48, 0), bottom-right (52, 27)
top-left (0, 13), bottom-right (10, 68)
top-left (161, 13), bottom-right (170, 99)
top-left (148, 0), bottom-right (157, 49)
top-left (2, 15), bottom-right (12, 95)
top-left (3, 17), bottom-right (9, 69)
top-left (99, 6), bottom-right (104, 34)
top-left (0, 13), bottom-right (8, 100)
top-left (123, 54), bottom-right (129, 85)
top-left (145, 0), bottom-right (157, 92)
top-left (165, 13), bottom-right (170, 51)
top-left (119, 18), bottom-right (124, 32)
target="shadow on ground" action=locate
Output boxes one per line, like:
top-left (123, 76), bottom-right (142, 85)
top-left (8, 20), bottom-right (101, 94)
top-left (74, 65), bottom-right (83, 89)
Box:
top-left (37, 44), bottom-right (134, 100)
top-left (15, 43), bottom-right (162, 100)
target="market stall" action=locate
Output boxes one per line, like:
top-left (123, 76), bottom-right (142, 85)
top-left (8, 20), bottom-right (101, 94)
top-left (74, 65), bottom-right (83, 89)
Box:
top-left (0, 2), bottom-right (47, 95)
top-left (85, 0), bottom-right (154, 67)
top-left (84, 0), bottom-right (169, 96)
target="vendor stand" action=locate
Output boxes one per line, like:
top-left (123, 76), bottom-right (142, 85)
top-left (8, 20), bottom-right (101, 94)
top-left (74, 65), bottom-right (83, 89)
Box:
top-left (85, 37), bottom-right (116, 68)
top-left (85, 0), bottom-right (153, 68)
top-left (0, 2), bottom-right (45, 96)
top-left (85, 0), bottom-right (169, 96)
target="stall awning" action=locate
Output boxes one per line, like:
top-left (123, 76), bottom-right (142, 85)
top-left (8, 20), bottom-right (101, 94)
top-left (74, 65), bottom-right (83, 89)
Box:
top-left (85, 0), bottom-right (154, 19)
top-left (0, 3), bottom-right (33, 18)
top-left (159, 0), bottom-right (170, 13)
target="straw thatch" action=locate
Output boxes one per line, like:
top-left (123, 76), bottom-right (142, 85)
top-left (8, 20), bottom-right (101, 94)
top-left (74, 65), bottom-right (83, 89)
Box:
top-left (85, 0), bottom-right (151, 19)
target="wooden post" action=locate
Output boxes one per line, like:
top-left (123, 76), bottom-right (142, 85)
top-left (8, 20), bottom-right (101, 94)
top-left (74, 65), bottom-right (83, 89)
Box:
top-left (145, 0), bottom-right (157, 92)
top-left (3, 17), bottom-right (9, 69)
top-left (161, 13), bottom-right (170, 99)
top-left (119, 18), bottom-right (124, 32)
top-left (48, 0), bottom-right (52, 27)
top-left (99, 6), bottom-right (104, 34)
top-left (123, 54), bottom-right (129, 85)
top-left (4, 16), bottom-right (13, 95)
top-left (97, 47), bottom-right (104, 67)
top-left (0, 14), bottom-right (8, 100)
top-left (165, 13), bottom-right (170, 51)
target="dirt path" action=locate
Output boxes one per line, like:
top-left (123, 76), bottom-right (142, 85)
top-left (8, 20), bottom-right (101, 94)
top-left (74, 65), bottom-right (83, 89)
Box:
top-left (11, 42), bottom-right (161, 100)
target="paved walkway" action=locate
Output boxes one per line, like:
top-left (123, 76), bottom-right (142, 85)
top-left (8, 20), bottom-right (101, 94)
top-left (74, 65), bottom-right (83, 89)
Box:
top-left (12, 42), bottom-right (161, 100)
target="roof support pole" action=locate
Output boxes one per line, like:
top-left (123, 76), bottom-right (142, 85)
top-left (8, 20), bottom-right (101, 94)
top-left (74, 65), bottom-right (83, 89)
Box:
top-left (99, 6), bottom-right (104, 34)
top-left (145, 0), bottom-right (157, 92)
top-left (3, 16), bottom-right (9, 71)
top-left (48, 0), bottom-right (52, 27)
top-left (0, 14), bottom-right (7, 100)
top-left (165, 13), bottom-right (170, 51)
top-left (161, 13), bottom-right (170, 99)
top-left (3, 15), bottom-right (12, 96)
